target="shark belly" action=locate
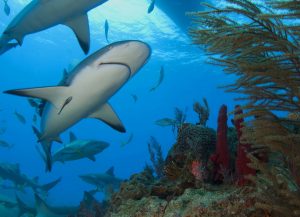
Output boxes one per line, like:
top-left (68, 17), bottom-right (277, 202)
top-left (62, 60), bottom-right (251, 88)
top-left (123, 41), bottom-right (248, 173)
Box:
top-left (40, 63), bottom-right (131, 141)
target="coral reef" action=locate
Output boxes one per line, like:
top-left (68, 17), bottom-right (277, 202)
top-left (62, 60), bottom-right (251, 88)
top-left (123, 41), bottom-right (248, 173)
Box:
top-left (164, 124), bottom-right (216, 183)
top-left (106, 186), bottom-right (268, 217)
top-left (190, 0), bottom-right (300, 216)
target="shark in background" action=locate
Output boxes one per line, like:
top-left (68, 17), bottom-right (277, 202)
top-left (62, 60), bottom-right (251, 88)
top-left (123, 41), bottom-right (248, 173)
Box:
top-left (0, 0), bottom-right (110, 55)
top-left (0, 193), bottom-right (35, 217)
top-left (80, 167), bottom-right (123, 199)
top-left (35, 131), bottom-right (110, 170)
top-left (0, 162), bottom-right (61, 195)
top-left (4, 40), bottom-right (151, 172)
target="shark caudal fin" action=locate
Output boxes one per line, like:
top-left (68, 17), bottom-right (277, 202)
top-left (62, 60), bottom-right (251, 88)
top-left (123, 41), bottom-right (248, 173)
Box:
top-left (39, 177), bottom-right (62, 193)
top-left (34, 193), bottom-right (54, 217)
top-left (16, 194), bottom-right (35, 217)
top-left (33, 127), bottom-right (54, 172)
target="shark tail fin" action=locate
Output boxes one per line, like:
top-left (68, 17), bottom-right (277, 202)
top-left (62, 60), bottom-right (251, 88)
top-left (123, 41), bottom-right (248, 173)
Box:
top-left (39, 177), bottom-right (62, 193)
top-left (16, 194), bottom-right (33, 217)
top-left (41, 140), bottom-right (53, 172)
top-left (34, 193), bottom-right (51, 216)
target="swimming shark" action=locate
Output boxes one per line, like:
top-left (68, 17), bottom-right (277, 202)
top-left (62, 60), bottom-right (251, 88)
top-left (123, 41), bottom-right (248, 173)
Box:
top-left (0, 0), bottom-right (110, 55)
top-left (79, 167), bottom-right (122, 193)
top-left (0, 194), bottom-right (35, 217)
top-left (0, 162), bottom-right (61, 194)
top-left (4, 40), bottom-right (151, 171)
top-left (35, 194), bottom-right (78, 217)
top-left (36, 131), bottom-right (109, 169)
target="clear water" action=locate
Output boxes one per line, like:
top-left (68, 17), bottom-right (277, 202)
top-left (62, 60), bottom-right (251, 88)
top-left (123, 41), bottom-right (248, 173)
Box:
top-left (0, 0), bottom-right (238, 206)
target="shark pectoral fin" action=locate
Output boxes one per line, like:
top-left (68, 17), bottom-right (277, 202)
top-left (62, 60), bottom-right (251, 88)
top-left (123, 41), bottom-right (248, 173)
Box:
top-left (4, 86), bottom-right (68, 109)
top-left (89, 103), bottom-right (126, 133)
top-left (87, 155), bottom-right (96, 162)
top-left (64, 14), bottom-right (90, 54)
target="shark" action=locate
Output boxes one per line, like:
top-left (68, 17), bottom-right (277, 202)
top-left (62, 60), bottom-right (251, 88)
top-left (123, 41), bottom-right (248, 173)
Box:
top-left (0, 0), bottom-right (110, 55)
top-left (36, 131), bottom-right (109, 169)
top-left (0, 162), bottom-right (61, 194)
top-left (35, 194), bottom-right (78, 217)
top-left (0, 194), bottom-right (36, 217)
top-left (79, 166), bottom-right (122, 193)
top-left (4, 40), bottom-right (151, 171)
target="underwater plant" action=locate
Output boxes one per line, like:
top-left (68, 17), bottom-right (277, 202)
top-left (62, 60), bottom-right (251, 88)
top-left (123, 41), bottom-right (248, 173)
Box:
top-left (148, 136), bottom-right (165, 178)
top-left (190, 0), bottom-right (300, 216)
top-left (193, 98), bottom-right (209, 126)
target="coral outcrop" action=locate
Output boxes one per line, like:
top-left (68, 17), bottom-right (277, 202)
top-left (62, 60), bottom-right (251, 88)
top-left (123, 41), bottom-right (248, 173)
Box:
top-left (164, 124), bottom-right (216, 183)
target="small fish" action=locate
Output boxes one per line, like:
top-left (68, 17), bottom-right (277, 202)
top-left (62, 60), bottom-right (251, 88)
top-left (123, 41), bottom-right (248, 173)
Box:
top-left (121, 133), bottom-right (133, 147)
top-left (104, 19), bottom-right (109, 43)
top-left (150, 66), bottom-right (164, 92)
top-left (147, 0), bottom-right (155, 14)
top-left (155, 118), bottom-right (176, 127)
top-left (0, 140), bottom-right (13, 148)
top-left (3, 0), bottom-right (10, 16)
top-left (131, 94), bottom-right (138, 103)
top-left (58, 96), bottom-right (73, 115)
top-left (14, 111), bottom-right (26, 124)
top-left (27, 98), bottom-right (39, 108)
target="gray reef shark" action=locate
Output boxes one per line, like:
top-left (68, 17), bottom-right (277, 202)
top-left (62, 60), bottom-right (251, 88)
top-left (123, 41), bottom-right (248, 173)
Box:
top-left (0, 162), bottom-right (61, 194)
top-left (36, 131), bottom-right (109, 169)
top-left (79, 167), bottom-right (122, 194)
top-left (0, 0), bottom-right (110, 55)
top-left (4, 40), bottom-right (151, 171)
top-left (35, 194), bottom-right (78, 217)
top-left (0, 194), bottom-right (35, 217)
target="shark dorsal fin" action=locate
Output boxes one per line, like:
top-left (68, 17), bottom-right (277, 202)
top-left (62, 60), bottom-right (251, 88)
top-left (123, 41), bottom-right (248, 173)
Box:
top-left (89, 103), bottom-right (126, 133)
top-left (106, 167), bottom-right (115, 177)
top-left (64, 14), bottom-right (90, 54)
top-left (69, 132), bottom-right (77, 143)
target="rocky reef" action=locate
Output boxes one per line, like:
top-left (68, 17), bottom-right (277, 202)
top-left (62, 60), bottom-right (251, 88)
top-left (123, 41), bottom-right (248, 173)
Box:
top-left (73, 100), bottom-right (268, 217)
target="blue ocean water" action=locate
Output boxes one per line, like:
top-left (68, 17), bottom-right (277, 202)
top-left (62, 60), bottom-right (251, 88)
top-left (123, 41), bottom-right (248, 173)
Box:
top-left (0, 0), bottom-right (238, 206)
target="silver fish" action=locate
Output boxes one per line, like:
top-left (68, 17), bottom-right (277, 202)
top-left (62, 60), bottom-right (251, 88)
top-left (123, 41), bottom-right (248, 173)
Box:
top-left (150, 66), bottom-right (164, 92)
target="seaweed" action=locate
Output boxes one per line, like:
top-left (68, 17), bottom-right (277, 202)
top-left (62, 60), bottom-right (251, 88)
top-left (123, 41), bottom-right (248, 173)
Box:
top-left (148, 136), bottom-right (165, 178)
top-left (193, 98), bottom-right (210, 126)
top-left (190, 0), bottom-right (300, 216)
